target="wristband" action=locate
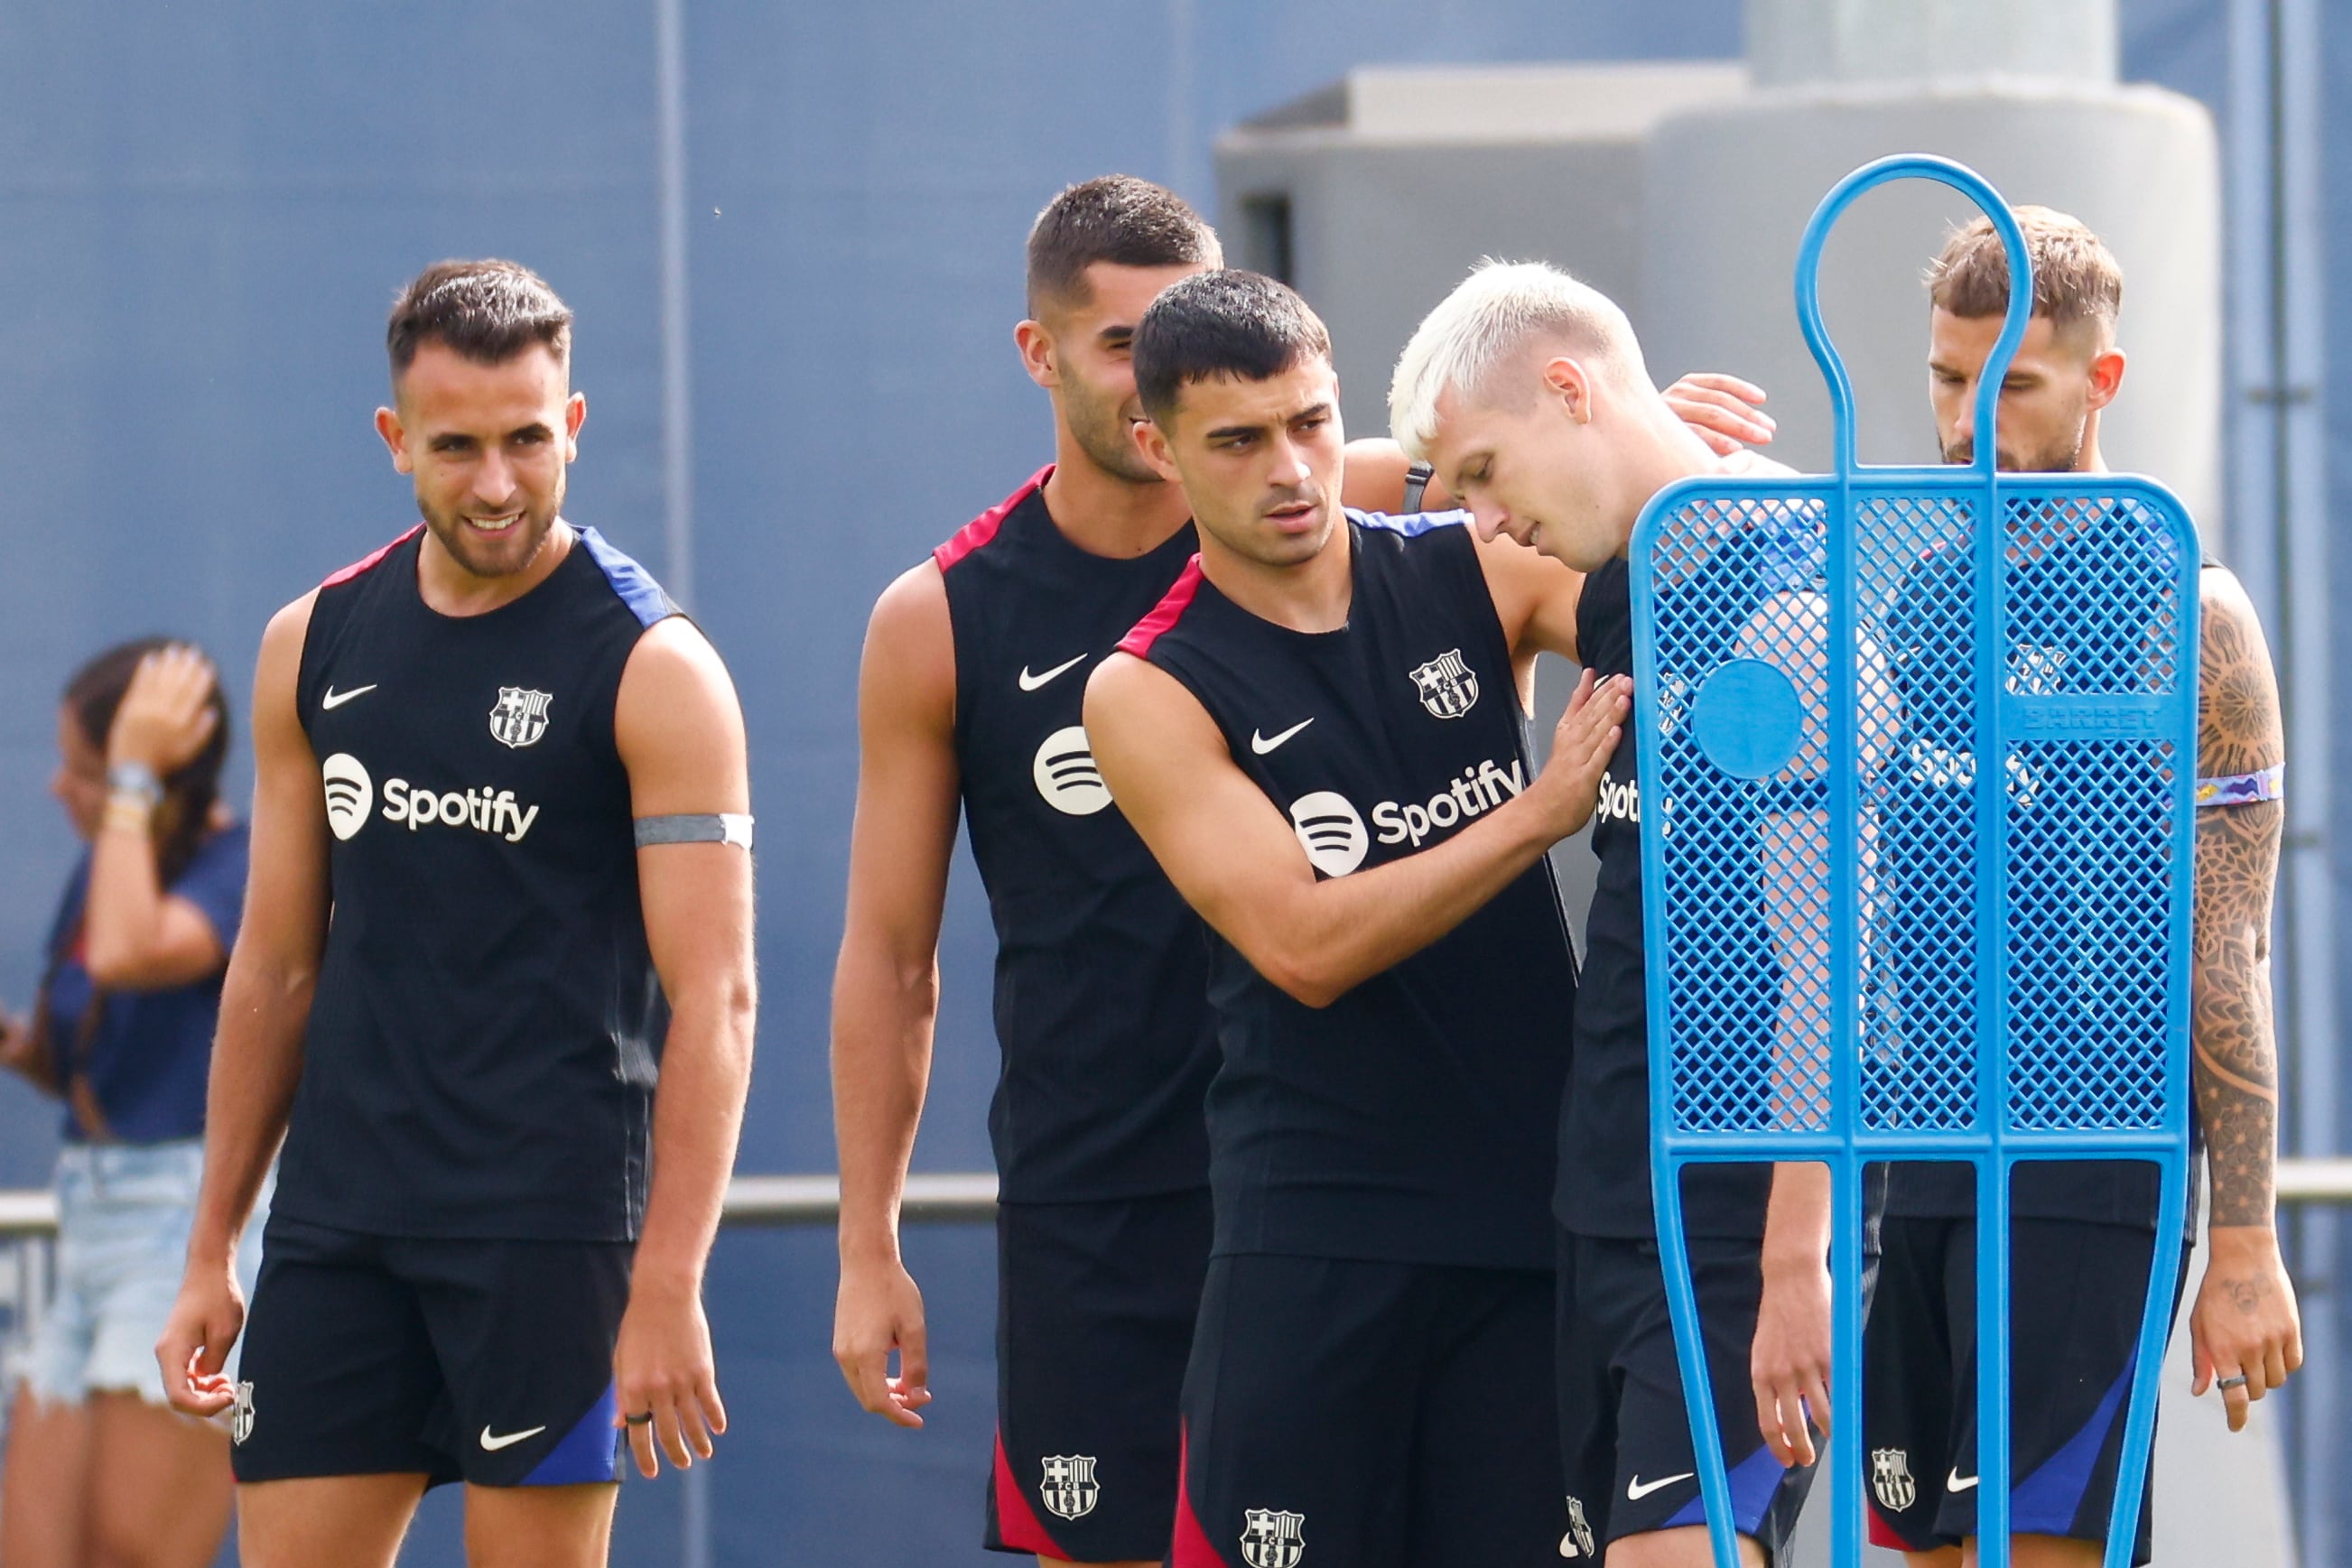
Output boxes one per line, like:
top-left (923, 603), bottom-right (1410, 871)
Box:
top-left (107, 761), bottom-right (163, 808)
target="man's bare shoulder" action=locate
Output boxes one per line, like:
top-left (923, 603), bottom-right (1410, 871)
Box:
top-left (262, 589), bottom-right (321, 652)
top-left (859, 559), bottom-right (955, 731)
top-left (251, 589), bottom-right (321, 710)
top-left (623, 614), bottom-right (734, 697)
top-left (1084, 647), bottom-right (1168, 708)
top-left (869, 557), bottom-right (950, 638)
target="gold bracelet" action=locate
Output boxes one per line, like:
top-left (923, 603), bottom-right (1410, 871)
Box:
top-left (102, 794), bottom-right (156, 835)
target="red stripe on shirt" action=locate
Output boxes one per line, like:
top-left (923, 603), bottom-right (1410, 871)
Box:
top-left (934, 465), bottom-right (1055, 572)
top-left (1115, 554), bottom-right (1205, 659)
top-left (321, 525), bottom-right (424, 588)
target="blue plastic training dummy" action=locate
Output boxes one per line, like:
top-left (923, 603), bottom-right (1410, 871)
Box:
top-left (1635, 154), bottom-right (2199, 1568)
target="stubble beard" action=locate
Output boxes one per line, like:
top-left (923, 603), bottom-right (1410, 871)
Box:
top-left (1940, 411), bottom-right (2088, 475)
top-left (420, 494), bottom-right (562, 580)
top-left (1065, 381), bottom-right (1164, 487)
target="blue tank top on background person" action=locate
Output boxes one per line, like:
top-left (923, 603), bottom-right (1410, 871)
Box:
top-left (1122, 512), bottom-right (1575, 1272)
top-left (38, 823), bottom-right (249, 1144)
top-left (281, 523), bottom-right (675, 1243)
top-left (933, 468), bottom-right (1218, 1203)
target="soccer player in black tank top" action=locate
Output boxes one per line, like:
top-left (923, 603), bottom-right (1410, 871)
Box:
top-left (830, 178), bottom-right (1463, 1568)
top-left (1393, 260), bottom-right (1836, 1568)
top-left (156, 262), bottom-right (755, 1568)
top-left (1871, 212), bottom-right (2297, 1568)
top-left (1087, 271), bottom-right (1627, 1566)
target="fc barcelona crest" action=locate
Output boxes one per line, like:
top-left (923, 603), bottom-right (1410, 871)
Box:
top-left (1240, 1508), bottom-right (1305, 1568)
top-left (488, 687), bottom-right (553, 749)
top-left (1408, 648), bottom-right (1479, 719)
top-left (1871, 1448), bottom-right (1917, 1513)
top-left (229, 1381), bottom-right (256, 1445)
top-left (1039, 1454), bottom-right (1100, 1521)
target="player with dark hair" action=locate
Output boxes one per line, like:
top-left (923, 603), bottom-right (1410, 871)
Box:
top-left (1085, 268), bottom-right (1627, 1566)
top-left (831, 177), bottom-right (1452, 1568)
top-left (155, 258), bottom-right (756, 1568)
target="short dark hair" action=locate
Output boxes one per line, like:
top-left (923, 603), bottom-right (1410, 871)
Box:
top-left (387, 259), bottom-right (573, 378)
top-left (1927, 207), bottom-right (2122, 347)
top-left (1025, 175), bottom-right (1221, 317)
top-left (1133, 269), bottom-right (1332, 423)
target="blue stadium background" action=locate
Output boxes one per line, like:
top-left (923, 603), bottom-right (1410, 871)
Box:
top-left (0, 2), bottom-right (2338, 1563)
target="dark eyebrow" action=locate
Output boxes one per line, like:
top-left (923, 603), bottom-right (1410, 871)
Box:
top-left (1096, 323), bottom-right (1138, 346)
top-left (1204, 419), bottom-right (1269, 442)
top-left (507, 421), bottom-right (556, 441)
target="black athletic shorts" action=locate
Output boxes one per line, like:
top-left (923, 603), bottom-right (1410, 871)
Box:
top-left (986, 1189), bottom-right (1213, 1561)
top-left (1863, 1214), bottom-right (2189, 1564)
top-left (230, 1217), bottom-right (630, 1489)
top-left (1174, 1254), bottom-right (1561, 1568)
top-left (1556, 1228), bottom-right (1815, 1565)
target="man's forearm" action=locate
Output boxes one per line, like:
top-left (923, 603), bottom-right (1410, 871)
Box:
top-left (634, 983), bottom-right (757, 1288)
top-left (831, 947), bottom-right (937, 1262)
top-left (2193, 799), bottom-right (2283, 1229)
top-left (189, 963), bottom-right (311, 1264)
top-left (1762, 1161), bottom-right (1832, 1273)
top-left (1241, 784), bottom-right (1563, 1007)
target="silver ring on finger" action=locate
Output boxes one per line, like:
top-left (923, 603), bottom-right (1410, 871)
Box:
top-left (2217, 1373), bottom-right (2250, 1391)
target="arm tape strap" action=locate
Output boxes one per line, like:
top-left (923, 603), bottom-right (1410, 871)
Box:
top-left (634, 812), bottom-right (755, 849)
top-left (2194, 763), bottom-right (2284, 808)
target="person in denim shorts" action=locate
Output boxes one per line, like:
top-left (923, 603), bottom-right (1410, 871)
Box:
top-left (0, 638), bottom-right (263, 1568)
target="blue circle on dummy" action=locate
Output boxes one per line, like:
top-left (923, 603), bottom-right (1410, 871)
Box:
top-left (1687, 659), bottom-right (1806, 780)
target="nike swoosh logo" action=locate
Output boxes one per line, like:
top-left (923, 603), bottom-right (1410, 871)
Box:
top-left (1018, 655), bottom-right (1087, 692)
top-left (321, 684), bottom-right (377, 710)
top-left (479, 1424), bottom-right (547, 1452)
top-left (1250, 718), bottom-right (1314, 755)
top-left (1947, 1470), bottom-right (1979, 1492)
top-left (1626, 1471), bottom-right (1696, 1501)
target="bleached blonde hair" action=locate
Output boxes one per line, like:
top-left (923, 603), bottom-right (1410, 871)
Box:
top-left (1388, 259), bottom-right (1647, 462)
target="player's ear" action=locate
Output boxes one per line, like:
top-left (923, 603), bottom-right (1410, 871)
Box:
top-left (1015, 319), bottom-right (1057, 391)
top-left (1135, 413), bottom-right (1181, 483)
top-left (2085, 347), bottom-right (2125, 413)
top-left (564, 391), bottom-right (587, 458)
top-left (374, 405), bottom-right (414, 475)
top-left (1539, 356), bottom-right (1594, 426)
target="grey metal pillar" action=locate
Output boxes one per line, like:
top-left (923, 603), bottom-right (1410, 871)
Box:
top-left (2227, 1), bottom-right (2333, 1562)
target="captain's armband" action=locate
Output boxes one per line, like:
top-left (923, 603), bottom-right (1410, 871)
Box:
top-left (634, 812), bottom-right (755, 850)
top-left (2193, 764), bottom-right (2283, 809)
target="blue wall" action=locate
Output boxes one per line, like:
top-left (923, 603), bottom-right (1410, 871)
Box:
top-left (0, 2), bottom-right (2338, 1563)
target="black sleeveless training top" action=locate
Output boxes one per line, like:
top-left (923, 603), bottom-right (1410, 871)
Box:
top-left (1122, 512), bottom-right (1576, 1270)
top-left (933, 468), bottom-right (1217, 1202)
top-left (282, 523), bottom-right (675, 1242)
top-left (1561, 542), bottom-right (1806, 1243)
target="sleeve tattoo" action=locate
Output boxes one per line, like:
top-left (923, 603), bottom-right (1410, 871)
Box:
top-left (2189, 578), bottom-right (2286, 1228)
